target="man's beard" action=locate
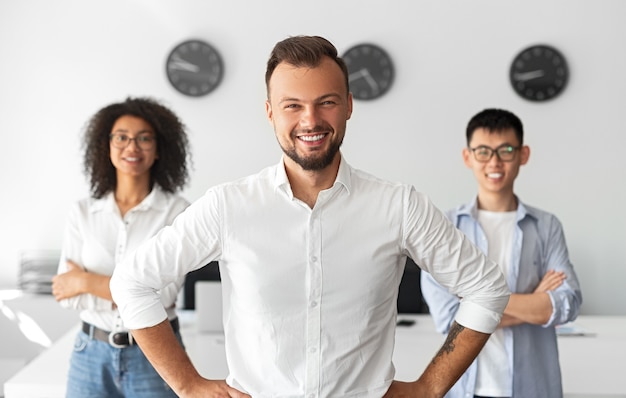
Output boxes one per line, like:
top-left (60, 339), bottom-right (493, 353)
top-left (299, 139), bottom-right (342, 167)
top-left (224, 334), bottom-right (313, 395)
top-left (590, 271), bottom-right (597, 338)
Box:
top-left (281, 134), bottom-right (343, 171)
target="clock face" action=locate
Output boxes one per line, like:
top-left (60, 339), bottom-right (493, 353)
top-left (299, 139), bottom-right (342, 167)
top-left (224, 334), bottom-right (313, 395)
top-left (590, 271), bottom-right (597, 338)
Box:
top-left (166, 39), bottom-right (224, 97)
top-left (509, 44), bottom-right (569, 102)
top-left (342, 43), bottom-right (395, 100)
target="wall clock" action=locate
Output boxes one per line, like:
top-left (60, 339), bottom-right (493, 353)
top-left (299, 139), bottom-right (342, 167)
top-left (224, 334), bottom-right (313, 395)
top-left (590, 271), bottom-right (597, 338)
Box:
top-left (165, 39), bottom-right (224, 97)
top-left (509, 44), bottom-right (569, 102)
top-left (342, 43), bottom-right (395, 100)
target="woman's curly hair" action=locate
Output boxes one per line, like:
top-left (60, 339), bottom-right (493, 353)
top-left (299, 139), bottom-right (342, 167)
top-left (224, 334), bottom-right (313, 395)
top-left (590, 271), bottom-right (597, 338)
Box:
top-left (82, 97), bottom-right (191, 198)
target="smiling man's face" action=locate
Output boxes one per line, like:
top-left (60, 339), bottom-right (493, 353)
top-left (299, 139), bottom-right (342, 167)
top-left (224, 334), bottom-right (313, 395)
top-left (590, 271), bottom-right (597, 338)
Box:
top-left (463, 127), bottom-right (529, 198)
top-left (265, 56), bottom-right (352, 171)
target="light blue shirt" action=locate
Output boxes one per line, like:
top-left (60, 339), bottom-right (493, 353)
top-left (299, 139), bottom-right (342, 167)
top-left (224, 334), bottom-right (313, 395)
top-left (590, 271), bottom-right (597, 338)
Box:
top-left (421, 197), bottom-right (583, 398)
top-left (112, 156), bottom-right (509, 398)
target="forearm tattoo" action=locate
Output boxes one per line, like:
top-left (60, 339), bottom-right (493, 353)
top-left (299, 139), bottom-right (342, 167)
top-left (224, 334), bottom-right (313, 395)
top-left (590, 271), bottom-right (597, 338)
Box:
top-left (433, 321), bottom-right (465, 362)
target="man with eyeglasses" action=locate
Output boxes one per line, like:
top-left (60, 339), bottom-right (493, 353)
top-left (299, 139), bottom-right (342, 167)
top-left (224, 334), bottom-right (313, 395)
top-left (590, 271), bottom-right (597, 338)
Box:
top-left (421, 108), bottom-right (583, 398)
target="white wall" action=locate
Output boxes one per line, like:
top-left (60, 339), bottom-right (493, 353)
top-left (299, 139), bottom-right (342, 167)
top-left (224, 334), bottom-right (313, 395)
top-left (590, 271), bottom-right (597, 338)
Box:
top-left (1, 0), bottom-right (624, 315)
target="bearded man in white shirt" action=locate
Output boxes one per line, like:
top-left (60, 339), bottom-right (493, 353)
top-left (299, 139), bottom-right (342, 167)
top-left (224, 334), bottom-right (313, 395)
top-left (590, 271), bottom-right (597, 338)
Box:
top-left (110, 35), bottom-right (510, 398)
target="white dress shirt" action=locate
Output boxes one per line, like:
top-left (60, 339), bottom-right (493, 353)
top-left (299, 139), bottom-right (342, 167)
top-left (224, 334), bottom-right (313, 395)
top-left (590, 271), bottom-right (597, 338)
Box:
top-left (111, 156), bottom-right (509, 398)
top-left (57, 186), bottom-right (189, 332)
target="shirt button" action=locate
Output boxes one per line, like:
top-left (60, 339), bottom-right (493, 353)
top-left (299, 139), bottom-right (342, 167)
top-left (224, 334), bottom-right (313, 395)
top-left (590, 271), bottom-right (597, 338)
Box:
top-left (310, 301), bottom-right (317, 308)
top-left (311, 256), bottom-right (318, 263)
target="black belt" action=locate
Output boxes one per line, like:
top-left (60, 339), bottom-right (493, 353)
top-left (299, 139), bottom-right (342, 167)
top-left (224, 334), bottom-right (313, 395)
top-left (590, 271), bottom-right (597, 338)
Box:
top-left (82, 318), bottom-right (179, 349)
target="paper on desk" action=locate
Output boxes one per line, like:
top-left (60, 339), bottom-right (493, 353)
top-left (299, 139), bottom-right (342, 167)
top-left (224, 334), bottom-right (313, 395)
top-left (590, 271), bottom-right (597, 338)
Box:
top-left (556, 322), bottom-right (595, 337)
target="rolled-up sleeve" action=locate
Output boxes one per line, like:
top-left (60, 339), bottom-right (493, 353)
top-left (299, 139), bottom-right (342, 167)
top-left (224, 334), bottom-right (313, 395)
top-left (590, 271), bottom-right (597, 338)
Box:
top-left (57, 202), bottom-right (114, 311)
top-left (110, 225), bottom-right (189, 329)
top-left (405, 190), bottom-right (509, 334)
top-left (541, 216), bottom-right (582, 327)
top-left (111, 191), bottom-right (221, 329)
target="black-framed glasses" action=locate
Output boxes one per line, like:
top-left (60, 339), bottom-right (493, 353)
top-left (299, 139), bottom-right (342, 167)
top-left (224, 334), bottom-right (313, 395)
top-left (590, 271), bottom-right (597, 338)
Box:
top-left (469, 144), bottom-right (520, 162)
top-left (109, 134), bottom-right (156, 150)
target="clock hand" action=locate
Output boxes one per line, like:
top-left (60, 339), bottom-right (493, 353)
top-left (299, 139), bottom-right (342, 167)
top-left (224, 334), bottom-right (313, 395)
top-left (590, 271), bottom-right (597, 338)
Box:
top-left (349, 69), bottom-right (380, 94)
top-left (361, 69), bottom-right (380, 94)
top-left (513, 70), bottom-right (545, 82)
top-left (169, 55), bottom-right (200, 73)
top-left (348, 68), bottom-right (367, 82)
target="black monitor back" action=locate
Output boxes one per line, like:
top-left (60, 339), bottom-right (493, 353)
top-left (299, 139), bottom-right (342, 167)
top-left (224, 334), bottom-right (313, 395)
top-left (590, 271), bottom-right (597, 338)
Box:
top-left (183, 258), bottom-right (428, 314)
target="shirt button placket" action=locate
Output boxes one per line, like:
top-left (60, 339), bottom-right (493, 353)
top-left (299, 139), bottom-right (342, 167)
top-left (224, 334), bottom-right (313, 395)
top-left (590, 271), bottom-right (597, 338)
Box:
top-left (305, 212), bottom-right (322, 398)
top-left (116, 218), bottom-right (129, 263)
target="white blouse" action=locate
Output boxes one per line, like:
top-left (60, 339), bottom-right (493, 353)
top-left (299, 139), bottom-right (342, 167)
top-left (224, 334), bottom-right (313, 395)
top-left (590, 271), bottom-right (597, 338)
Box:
top-left (57, 186), bottom-right (189, 332)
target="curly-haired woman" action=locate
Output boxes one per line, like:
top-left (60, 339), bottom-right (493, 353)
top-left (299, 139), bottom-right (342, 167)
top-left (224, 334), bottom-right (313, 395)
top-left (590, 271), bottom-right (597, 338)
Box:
top-left (52, 97), bottom-right (192, 397)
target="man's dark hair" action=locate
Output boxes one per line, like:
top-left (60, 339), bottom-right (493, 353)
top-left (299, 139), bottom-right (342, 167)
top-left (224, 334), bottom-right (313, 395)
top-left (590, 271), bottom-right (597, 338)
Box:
top-left (466, 108), bottom-right (524, 146)
top-left (82, 97), bottom-right (191, 198)
top-left (265, 35), bottom-right (349, 98)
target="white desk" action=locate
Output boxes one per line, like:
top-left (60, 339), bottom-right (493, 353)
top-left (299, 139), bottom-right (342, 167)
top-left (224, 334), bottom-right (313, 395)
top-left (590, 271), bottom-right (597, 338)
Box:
top-left (5, 313), bottom-right (626, 397)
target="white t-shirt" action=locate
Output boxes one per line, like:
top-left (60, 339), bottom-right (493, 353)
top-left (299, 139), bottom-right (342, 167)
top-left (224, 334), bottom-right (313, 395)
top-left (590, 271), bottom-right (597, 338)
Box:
top-left (475, 209), bottom-right (517, 397)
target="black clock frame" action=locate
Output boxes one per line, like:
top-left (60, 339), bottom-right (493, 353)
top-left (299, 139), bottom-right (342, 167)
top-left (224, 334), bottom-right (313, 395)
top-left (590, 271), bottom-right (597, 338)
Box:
top-left (165, 39), bottom-right (224, 97)
top-left (509, 44), bottom-right (569, 102)
top-left (342, 43), bottom-right (395, 101)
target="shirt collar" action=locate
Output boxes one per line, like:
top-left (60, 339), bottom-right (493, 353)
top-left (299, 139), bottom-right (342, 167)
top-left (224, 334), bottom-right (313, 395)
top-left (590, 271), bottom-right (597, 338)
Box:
top-left (274, 156), bottom-right (291, 195)
top-left (459, 195), bottom-right (534, 223)
top-left (88, 186), bottom-right (168, 214)
top-left (334, 154), bottom-right (351, 194)
top-left (273, 154), bottom-right (352, 199)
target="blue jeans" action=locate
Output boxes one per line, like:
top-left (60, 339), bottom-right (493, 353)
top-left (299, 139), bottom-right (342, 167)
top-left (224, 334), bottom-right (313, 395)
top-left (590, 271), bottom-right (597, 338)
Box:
top-left (65, 329), bottom-right (184, 398)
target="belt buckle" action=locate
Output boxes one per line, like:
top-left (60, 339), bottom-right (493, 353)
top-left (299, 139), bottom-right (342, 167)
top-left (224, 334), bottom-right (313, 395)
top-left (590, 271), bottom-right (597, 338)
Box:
top-left (108, 331), bottom-right (133, 348)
